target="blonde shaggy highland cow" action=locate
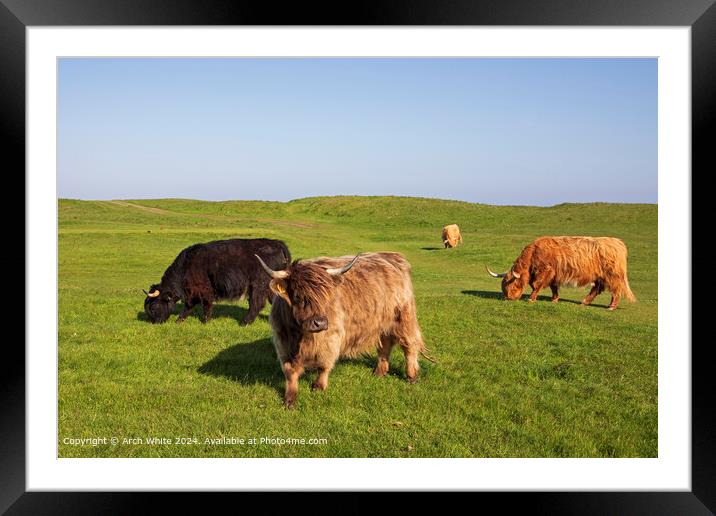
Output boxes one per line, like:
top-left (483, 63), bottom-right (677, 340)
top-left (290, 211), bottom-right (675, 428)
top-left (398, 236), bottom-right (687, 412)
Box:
top-left (442, 224), bottom-right (463, 248)
top-left (255, 252), bottom-right (432, 408)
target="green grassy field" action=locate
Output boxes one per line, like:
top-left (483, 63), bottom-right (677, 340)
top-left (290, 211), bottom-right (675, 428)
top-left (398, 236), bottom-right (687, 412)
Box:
top-left (58, 196), bottom-right (657, 458)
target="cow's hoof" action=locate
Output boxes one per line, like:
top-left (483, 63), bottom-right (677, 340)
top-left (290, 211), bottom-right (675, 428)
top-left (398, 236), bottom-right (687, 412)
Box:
top-left (551, 298), bottom-right (559, 303)
top-left (607, 306), bottom-right (617, 311)
top-left (175, 318), bottom-right (185, 324)
top-left (528, 299), bottom-right (536, 303)
top-left (240, 319), bottom-right (252, 326)
top-left (284, 400), bottom-right (296, 409)
top-left (407, 376), bottom-right (419, 384)
top-left (311, 381), bottom-right (327, 391)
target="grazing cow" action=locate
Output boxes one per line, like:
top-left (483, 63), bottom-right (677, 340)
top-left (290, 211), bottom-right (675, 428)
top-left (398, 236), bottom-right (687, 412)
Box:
top-left (486, 236), bottom-right (636, 310)
top-left (143, 238), bottom-right (291, 325)
top-left (255, 252), bottom-right (433, 408)
top-left (442, 224), bottom-right (463, 248)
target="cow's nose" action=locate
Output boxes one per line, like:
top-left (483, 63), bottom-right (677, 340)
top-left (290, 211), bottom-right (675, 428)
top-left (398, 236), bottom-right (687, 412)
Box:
top-left (307, 316), bottom-right (328, 332)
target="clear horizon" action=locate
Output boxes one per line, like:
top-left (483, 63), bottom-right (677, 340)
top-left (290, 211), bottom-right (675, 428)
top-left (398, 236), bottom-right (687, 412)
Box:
top-left (58, 58), bottom-right (657, 206)
top-left (57, 194), bottom-right (657, 208)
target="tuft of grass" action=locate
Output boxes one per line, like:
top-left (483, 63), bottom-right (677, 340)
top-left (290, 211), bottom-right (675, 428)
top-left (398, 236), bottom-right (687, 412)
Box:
top-left (58, 196), bottom-right (657, 457)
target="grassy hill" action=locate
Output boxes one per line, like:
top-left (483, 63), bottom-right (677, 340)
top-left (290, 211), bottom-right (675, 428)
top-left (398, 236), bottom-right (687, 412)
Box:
top-left (58, 196), bottom-right (657, 457)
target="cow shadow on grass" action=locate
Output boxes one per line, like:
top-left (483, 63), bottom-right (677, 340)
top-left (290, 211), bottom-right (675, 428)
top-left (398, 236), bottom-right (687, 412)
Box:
top-left (135, 303), bottom-right (183, 322)
top-left (420, 247), bottom-right (443, 251)
top-left (135, 304), bottom-right (268, 323)
top-left (461, 290), bottom-right (610, 308)
top-left (212, 304), bottom-right (270, 322)
top-left (198, 341), bottom-right (429, 398)
top-left (343, 353), bottom-right (434, 381)
top-left (532, 294), bottom-right (610, 309)
top-left (461, 290), bottom-right (503, 300)
top-left (197, 338), bottom-right (285, 395)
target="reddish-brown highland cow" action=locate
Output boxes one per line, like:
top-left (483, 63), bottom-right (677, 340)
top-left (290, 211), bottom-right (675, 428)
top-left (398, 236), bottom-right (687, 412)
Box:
top-left (442, 224), bottom-right (463, 248)
top-left (255, 252), bottom-right (432, 408)
top-left (486, 236), bottom-right (636, 310)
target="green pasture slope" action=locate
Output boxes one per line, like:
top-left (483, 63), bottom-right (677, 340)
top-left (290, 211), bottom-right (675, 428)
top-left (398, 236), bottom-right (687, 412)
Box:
top-left (58, 197), bottom-right (657, 458)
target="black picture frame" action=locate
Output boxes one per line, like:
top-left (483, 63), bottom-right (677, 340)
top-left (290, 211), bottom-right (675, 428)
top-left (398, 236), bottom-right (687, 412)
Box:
top-left (3, 0), bottom-right (709, 513)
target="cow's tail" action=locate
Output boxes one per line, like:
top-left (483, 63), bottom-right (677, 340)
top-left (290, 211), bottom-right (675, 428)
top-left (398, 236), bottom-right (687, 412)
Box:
top-left (623, 277), bottom-right (636, 302)
top-left (620, 246), bottom-right (636, 303)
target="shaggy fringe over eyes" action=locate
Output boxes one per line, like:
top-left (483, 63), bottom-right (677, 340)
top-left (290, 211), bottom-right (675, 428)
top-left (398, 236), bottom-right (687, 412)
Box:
top-left (286, 260), bottom-right (336, 308)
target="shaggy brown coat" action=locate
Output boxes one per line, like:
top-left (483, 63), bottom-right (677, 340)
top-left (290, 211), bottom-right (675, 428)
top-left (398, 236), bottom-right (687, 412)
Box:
top-left (264, 252), bottom-right (429, 408)
top-left (143, 238), bottom-right (290, 324)
top-left (489, 236), bottom-right (636, 310)
top-left (442, 224), bottom-right (463, 248)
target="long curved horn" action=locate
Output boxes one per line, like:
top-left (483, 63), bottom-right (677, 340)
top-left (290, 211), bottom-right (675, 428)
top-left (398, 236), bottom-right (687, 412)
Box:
top-left (142, 289), bottom-right (149, 296)
top-left (486, 265), bottom-right (506, 278)
top-left (147, 289), bottom-right (160, 298)
top-left (511, 269), bottom-right (521, 279)
top-left (326, 254), bottom-right (361, 276)
top-left (255, 254), bottom-right (289, 279)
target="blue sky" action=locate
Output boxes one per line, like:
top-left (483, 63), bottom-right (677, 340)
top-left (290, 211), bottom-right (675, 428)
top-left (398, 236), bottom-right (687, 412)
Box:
top-left (58, 58), bottom-right (657, 205)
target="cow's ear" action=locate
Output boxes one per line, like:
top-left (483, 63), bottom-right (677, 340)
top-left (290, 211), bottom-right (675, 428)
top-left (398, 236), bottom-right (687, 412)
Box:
top-left (163, 290), bottom-right (175, 301)
top-left (270, 279), bottom-right (291, 305)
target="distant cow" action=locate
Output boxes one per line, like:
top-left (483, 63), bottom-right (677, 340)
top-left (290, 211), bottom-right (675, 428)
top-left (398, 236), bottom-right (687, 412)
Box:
top-left (442, 224), bottom-right (462, 248)
top-left (255, 252), bottom-right (433, 408)
top-left (486, 236), bottom-right (636, 310)
top-left (143, 238), bottom-right (291, 324)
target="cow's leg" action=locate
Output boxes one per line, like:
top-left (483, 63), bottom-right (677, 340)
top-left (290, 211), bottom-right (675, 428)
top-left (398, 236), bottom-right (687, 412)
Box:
top-left (311, 367), bottom-right (332, 391)
top-left (582, 280), bottom-right (605, 306)
top-left (403, 344), bottom-right (420, 384)
top-left (176, 301), bottom-right (195, 323)
top-left (386, 303), bottom-right (425, 383)
top-left (528, 284), bottom-right (541, 302)
top-left (550, 284), bottom-right (560, 303)
top-left (312, 346), bottom-right (340, 391)
top-left (607, 292), bottom-right (621, 311)
top-left (374, 336), bottom-right (396, 377)
top-left (283, 361), bottom-right (305, 409)
top-left (201, 299), bottom-right (213, 323)
top-left (242, 285), bottom-right (268, 325)
top-left (398, 328), bottom-right (423, 383)
top-left (528, 270), bottom-right (553, 303)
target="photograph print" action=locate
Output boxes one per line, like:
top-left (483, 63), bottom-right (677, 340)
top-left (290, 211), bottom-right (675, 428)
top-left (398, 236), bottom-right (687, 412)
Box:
top-left (58, 57), bottom-right (657, 458)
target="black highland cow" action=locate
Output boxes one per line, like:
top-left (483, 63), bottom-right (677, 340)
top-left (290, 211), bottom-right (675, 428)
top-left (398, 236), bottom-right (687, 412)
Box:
top-left (144, 238), bottom-right (291, 325)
